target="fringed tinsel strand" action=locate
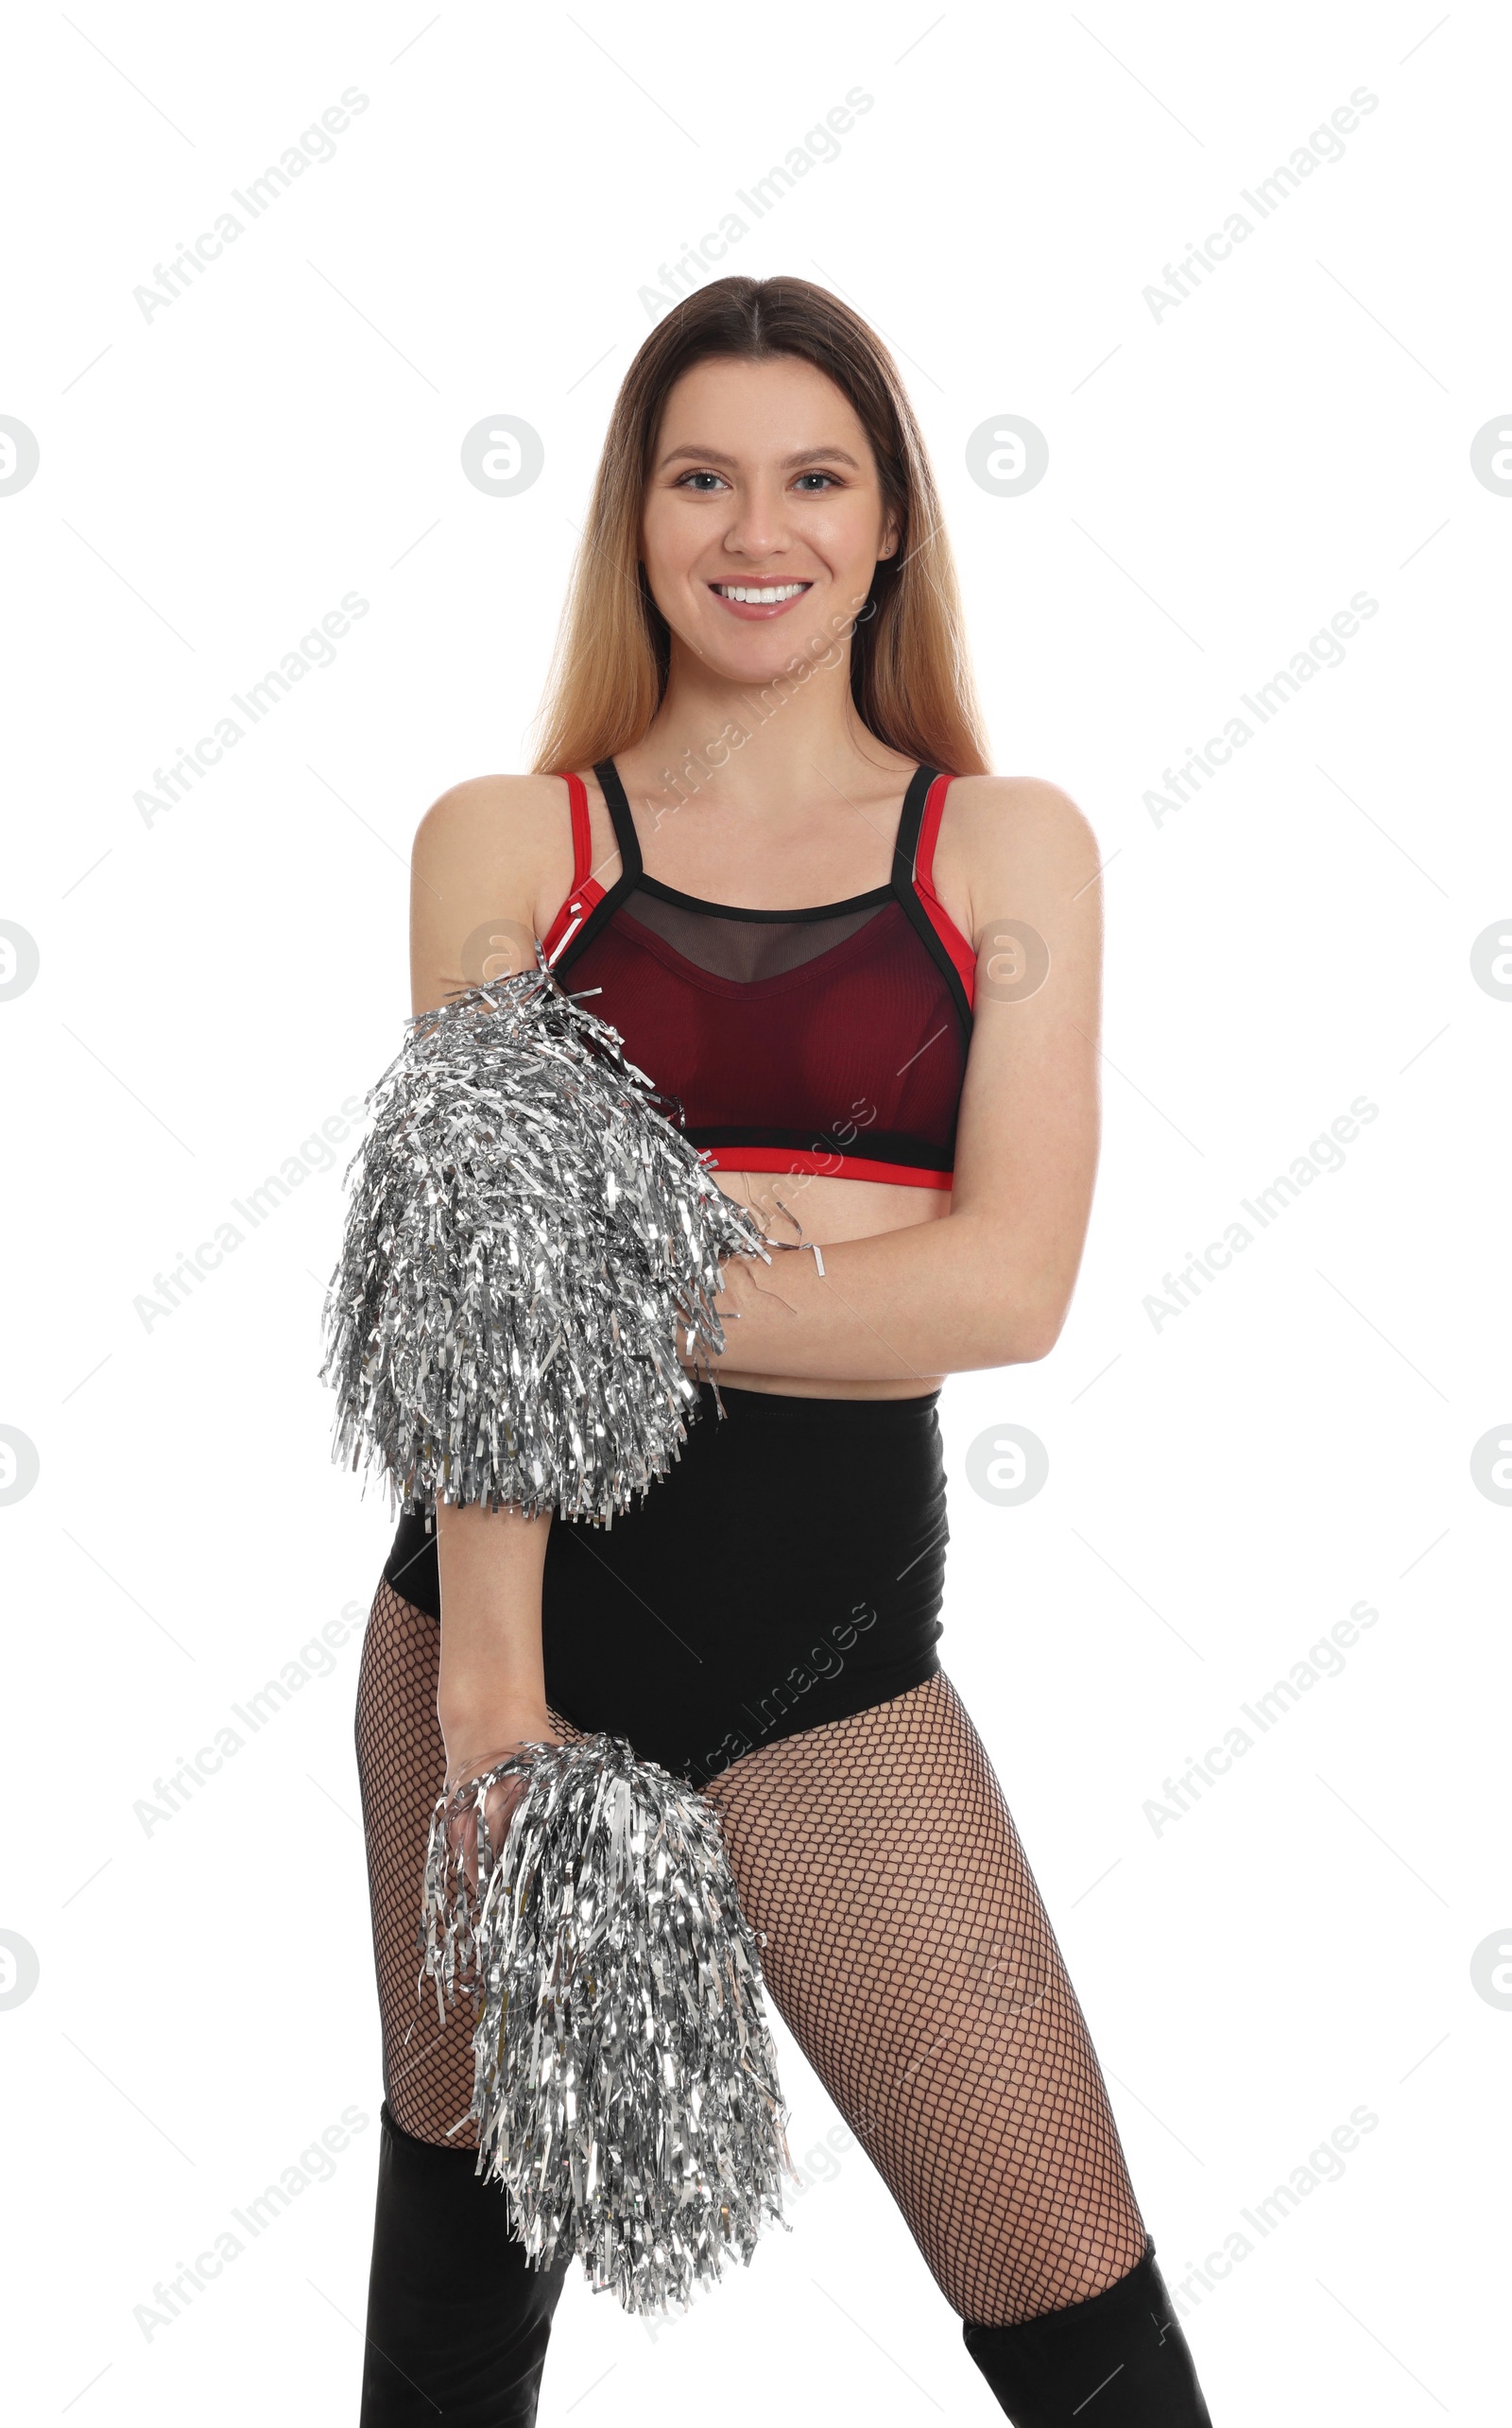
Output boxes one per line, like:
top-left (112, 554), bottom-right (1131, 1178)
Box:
top-left (318, 962), bottom-right (769, 1526)
top-left (421, 1733), bottom-right (796, 2315)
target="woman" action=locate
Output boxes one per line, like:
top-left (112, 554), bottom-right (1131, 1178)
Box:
top-left (353, 276), bottom-right (1214, 2425)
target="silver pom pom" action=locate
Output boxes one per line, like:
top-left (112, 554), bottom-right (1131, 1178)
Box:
top-left (421, 1734), bottom-right (796, 2314)
top-left (318, 963), bottom-right (768, 1523)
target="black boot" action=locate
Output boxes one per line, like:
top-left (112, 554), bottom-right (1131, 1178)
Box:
top-left (962, 2239), bottom-right (1212, 2424)
top-left (360, 2100), bottom-right (573, 2424)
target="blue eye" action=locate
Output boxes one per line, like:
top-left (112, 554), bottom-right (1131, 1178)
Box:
top-left (795, 472), bottom-right (840, 491)
top-left (676, 470), bottom-right (727, 491)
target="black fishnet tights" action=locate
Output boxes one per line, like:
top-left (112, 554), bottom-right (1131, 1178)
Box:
top-left (354, 1576), bottom-right (1148, 2331)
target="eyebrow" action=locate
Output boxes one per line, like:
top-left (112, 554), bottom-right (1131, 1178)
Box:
top-left (658, 443), bottom-right (863, 472)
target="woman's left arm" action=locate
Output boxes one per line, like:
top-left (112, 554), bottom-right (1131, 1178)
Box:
top-left (698, 778), bottom-right (1105, 1381)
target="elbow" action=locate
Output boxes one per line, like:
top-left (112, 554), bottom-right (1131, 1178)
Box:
top-left (1005, 1316), bottom-right (1062, 1366)
top-left (981, 1286), bottom-right (1070, 1369)
top-left (951, 1214), bottom-right (1077, 1368)
top-left (968, 1317), bottom-right (1058, 1371)
top-left (1023, 1289), bottom-right (1073, 1363)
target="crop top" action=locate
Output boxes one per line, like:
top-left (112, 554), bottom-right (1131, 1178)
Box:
top-left (539, 758), bottom-right (976, 1189)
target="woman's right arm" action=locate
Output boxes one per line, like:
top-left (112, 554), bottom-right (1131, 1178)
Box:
top-left (434, 1498), bottom-right (554, 1791)
top-left (407, 774), bottom-right (577, 1791)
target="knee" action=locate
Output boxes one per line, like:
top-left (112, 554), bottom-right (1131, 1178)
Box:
top-left (388, 2097), bottom-right (476, 2153)
top-left (363, 2104), bottom-right (571, 2421)
top-left (958, 2235), bottom-right (1151, 2332)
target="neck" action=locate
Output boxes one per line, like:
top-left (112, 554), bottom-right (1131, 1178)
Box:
top-left (617, 637), bottom-right (912, 823)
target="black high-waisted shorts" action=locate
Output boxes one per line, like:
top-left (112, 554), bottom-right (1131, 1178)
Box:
top-left (381, 1381), bottom-right (948, 1788)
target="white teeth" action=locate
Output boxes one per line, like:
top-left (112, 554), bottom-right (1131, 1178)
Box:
top-left (714, 582), bottom-right (809, 604)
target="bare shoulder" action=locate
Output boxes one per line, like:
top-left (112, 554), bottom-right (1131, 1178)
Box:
top-left (936, 774), bottom-right (1103, 946)
top-left (412, 770), bottom-right (567, 887)
top-left (409, 771), bottom-right (576, 1013)
top-left (946, 772), bottom-right (1101, 872)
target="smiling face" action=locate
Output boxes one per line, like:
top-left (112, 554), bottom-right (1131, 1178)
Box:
top-left (639, 353), bottom-right (899, 685)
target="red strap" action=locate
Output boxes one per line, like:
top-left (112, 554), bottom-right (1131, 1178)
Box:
top-left (701, 1144), bottom-right (953, 1190)
top-left (912, 772), bottom-right (976, 1008)
top-left (562, 769), bottom-right (593, 889)
top-left (916, 770), bottom-right (954, 895)
top-left (539, 770), bottom-right (604, 969)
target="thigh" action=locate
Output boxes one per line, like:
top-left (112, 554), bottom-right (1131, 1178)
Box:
top-left (353, 1577), bottom-right (477, 2146)
top-left (352, 1573), bottom-right (595, 2148)
top-left (701, 1668), bottom-right (1149, 2328)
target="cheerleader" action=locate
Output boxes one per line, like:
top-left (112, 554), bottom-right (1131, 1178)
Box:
top-left (350, 275), bottom-right (1213, 2426)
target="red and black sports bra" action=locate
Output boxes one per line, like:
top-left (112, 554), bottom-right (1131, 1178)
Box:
top-left (540, 758), bottom-right (977, 1190)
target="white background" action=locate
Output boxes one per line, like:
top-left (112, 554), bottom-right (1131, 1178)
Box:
top-left (2, 2), bottom-right (1507, 2420)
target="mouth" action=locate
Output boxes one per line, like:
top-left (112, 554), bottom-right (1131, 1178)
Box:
top-left (708, 579), bottom-right (814, 620)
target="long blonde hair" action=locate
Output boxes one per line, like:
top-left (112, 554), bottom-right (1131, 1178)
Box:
top-left (530, 275), bottom-right (989, 777)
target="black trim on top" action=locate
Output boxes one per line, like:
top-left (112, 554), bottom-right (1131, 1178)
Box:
top-left (594, 756), bottom-right (644, 882)
top-left (889, 766), bottom-right (974, 1042)
top-left (555, 758), bottom-right (973, 1054)
top-left (686, 1122), bottom-right (953, 1171)
top-left (890, 763), bottom-right (939, 876)
top-left (633, 873), bottom-right (892, 921)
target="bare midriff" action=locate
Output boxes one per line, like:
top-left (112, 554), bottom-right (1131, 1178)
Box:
top-left (702, 1164), bottom-right (951, 1401)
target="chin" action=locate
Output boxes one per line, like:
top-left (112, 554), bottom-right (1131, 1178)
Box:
top-left (694, 617), bottom-right (835, 680)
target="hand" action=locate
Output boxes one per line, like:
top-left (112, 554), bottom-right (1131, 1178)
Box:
top-left (440, 1710), bottom-right (561, 1887)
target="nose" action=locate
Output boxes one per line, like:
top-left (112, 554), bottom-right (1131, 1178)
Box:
top-left (720, 475), bottom-right (792, 563)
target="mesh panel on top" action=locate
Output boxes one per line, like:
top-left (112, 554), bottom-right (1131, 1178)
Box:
top-left (559, 882), bottom-right (969, 1177)
top-left (619, 879), bottom-right (892, 984)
